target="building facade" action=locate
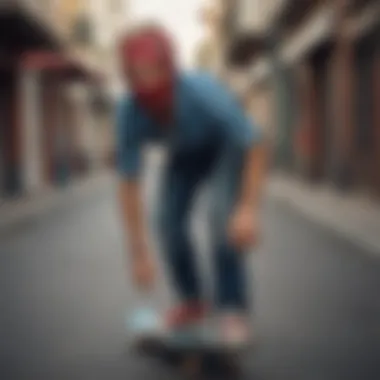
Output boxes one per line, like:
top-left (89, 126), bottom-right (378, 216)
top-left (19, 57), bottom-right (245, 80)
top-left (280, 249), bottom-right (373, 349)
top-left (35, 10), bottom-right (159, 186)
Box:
top-left (223, 0), bottom-right (380, 197)
top-left (195, 0), bottom-right (226, 74)
top-left (0, 0), bottom-right (106, 199)
top-left (0, 0), bottom-right (61, 197)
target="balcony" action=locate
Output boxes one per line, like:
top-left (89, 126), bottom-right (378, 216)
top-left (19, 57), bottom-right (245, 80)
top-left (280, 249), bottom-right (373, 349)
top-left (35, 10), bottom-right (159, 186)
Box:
top-left (226, 33), bottom-right (268, 68)
top-left (0, 0), bottom-right (62, 52)
top-left (347, 0), bottom-right (378, 13)
top-left (280, 2), bottom-right (335, 64)
top-left (274, 0), bottom-right (325, 32)
top-left (222, 0), bottom-right (271, 67)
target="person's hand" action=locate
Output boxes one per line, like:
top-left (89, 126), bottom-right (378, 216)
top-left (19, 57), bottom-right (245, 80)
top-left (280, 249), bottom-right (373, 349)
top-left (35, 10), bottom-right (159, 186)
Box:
top-left (228, 205), bottom-right (260, 251)
top-left (131, 252), bottom-right (156, 289)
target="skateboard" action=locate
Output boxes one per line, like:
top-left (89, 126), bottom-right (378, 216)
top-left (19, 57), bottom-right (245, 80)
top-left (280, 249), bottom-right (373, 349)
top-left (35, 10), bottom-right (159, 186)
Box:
top-left (128, 308), bottom-right (250, 376)
top-left (133, 326), bottom-right (250, 377)
top-left (159, 339), bottom-right (247, 377)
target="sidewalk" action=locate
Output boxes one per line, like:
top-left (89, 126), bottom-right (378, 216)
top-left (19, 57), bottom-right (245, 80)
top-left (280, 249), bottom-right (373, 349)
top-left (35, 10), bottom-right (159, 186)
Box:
top-left (0, 170), bottom-right (114, 236)
top-left (267, 174), bottom-right (380, 258)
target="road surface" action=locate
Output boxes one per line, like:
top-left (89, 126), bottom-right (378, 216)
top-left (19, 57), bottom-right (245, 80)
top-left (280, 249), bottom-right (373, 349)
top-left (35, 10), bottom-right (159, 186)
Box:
top-left (0, 175), bottom-right (379, 380)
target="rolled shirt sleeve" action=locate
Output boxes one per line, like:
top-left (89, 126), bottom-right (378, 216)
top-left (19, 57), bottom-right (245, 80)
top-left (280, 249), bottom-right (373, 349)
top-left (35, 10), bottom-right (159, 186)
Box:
top-left (115, 96), bottom-right (142, 180)
top-left (197, 73), bottom-right (263, 149)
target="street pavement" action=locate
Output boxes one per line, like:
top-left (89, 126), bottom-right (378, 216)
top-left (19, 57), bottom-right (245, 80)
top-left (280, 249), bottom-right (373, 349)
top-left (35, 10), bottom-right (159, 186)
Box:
top-left (0, 173), bottom-right (380, 380)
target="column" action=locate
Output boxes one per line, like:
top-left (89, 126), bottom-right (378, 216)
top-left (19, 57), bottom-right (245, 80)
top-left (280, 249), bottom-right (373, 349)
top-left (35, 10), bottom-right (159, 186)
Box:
top-left (5, 69), bottom-right (22, 196)
top-left (41, 74), bottom-right (58, 185)
top-left (373, 50), bottom-right (380, 196)
top-left (0, 72), bottom-right (7, 198)
top-left (295, 61), bottom-right (319, 181)
top-left (331, 0), bottom-right (355, 190)
top-left (269, 28), bottom-right (289, 171)
top-left (61, 92), bottom-right (77, 180)
top-left (82, 88), bottom-right (98, 171)
top-left (55, 84), bottom-right (71, 187)
top-left (20, 68), bottom-right (45, 194)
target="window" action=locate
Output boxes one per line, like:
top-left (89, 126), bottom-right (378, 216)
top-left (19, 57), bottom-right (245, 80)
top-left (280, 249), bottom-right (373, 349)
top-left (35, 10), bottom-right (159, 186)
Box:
top-left (109, 0), bottom-right (123, 14)
top-left (72, 14), bottom-right (93, 45)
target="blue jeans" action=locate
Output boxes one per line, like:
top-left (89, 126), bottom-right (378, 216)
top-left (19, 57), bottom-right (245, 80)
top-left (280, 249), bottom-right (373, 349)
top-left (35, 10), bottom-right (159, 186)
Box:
top-left (156, 143), bottom-right (251, 311)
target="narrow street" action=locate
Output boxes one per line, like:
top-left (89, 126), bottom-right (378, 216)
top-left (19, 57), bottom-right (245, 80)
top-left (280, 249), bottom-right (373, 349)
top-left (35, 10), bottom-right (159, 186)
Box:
top-left (0, 174), bottom-right (379, 380)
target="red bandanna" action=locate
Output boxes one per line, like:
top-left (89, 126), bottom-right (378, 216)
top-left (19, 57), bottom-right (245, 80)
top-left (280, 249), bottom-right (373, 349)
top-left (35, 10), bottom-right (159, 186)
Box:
top-left (119, 26), bottom-right (175, 123)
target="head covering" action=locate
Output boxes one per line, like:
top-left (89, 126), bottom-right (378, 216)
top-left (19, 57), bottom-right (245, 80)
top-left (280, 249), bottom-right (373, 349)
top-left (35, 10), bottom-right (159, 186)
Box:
top-left (119, 24), bottom-right (176, 123)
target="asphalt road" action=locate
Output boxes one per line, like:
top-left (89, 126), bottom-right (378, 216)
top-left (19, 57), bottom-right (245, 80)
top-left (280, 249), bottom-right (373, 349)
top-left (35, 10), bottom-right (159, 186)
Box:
top-left (0, 175), bottom-right (380, 380)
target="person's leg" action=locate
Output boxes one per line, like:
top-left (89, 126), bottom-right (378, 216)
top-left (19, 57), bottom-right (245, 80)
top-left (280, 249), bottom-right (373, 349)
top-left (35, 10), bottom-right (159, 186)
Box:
top-left (157, 161), bottom-right (201, 303)
top-left (156, 151), bottom-right (217, 327)
top-left (209, 148), bottom-right (253, 343)
top-left (209, 149), bottom-right (249, 311)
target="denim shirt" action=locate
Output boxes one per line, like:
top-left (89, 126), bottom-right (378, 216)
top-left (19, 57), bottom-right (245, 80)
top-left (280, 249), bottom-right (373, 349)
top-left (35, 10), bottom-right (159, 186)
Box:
top-left (116, 71), bottom-right (262, 179)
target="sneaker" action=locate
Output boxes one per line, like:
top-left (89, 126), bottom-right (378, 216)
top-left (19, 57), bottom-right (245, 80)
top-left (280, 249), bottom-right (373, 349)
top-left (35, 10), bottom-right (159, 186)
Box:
top-left (128, 306), bottom-right (161, 337)
top-left (165, 301), bottom-right (208, 331)
top-left (219, 312), bottom-right (251, 348)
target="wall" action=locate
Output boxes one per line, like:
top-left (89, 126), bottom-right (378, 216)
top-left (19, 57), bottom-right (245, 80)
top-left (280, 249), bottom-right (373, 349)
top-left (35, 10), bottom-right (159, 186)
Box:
top-left (87, 0), bottom-right (130, 95)
top-left (237, 0), bottom-right (288, 33)
top-left (248, 84), bottom-right (274, 140)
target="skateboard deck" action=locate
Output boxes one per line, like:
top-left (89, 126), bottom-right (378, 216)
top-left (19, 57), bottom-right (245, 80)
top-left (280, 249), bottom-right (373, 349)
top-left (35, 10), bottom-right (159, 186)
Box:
top-left (133, 328), bottom-right (251, 376)
top-left (128, 309), bottom-right (251, 375)
top-left (162, 340), bottom-right (248, 376)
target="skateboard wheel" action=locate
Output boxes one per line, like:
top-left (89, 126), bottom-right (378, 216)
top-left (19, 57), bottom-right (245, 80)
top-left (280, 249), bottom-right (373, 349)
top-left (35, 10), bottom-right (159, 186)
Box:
top-left (182, 356), bottom-right (201, 377)
top-left (223, 355), bottom-right (241, 376)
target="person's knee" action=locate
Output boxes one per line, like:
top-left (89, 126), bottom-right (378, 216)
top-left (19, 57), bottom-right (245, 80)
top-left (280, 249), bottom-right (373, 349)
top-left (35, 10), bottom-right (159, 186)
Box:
top-left (156, 205), bottom-right (184, 245)
top-left (209, 203), bottom-right (229, 244)
top-left (155, 203), bottom-right (169, 239)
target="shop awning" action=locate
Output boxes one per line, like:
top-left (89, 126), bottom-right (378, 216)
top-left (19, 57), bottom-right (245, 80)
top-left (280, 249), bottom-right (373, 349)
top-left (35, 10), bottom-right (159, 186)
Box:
top-left (20, 51), bottom-right (101, 83)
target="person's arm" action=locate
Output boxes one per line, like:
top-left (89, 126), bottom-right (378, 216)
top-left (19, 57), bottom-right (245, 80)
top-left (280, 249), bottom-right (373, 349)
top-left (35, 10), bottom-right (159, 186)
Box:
top-left (199, 74), bottom-right (267, 207)
top-left (238, 142), bottom-right (267, 211)
top-left (116, 98), bottom-right (154, 285)
top-left (199, 74), bottom-right (268, 248)
top-left (119, 180), bottom-right (149, 255)
top-left (232, 144), bottom-right (267, 251)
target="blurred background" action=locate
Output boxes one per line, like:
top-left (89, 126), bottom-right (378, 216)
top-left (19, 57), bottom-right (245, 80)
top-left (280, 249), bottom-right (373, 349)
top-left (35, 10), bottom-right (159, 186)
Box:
top-left (0, 0), bottom-right (379, 379)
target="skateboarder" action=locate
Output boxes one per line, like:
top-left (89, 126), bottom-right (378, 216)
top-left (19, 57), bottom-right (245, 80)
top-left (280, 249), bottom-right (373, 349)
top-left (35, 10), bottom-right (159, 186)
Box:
top-left (117, 23), bottom-right (267, 346)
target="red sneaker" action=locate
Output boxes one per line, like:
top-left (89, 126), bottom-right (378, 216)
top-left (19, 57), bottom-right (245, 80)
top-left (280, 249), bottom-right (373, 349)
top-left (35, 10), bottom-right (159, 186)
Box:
top-left (165, 301), bottom-right (208, 330)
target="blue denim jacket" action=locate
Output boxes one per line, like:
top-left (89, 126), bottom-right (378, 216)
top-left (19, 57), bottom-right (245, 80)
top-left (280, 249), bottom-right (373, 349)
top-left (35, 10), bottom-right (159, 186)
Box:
top-left (116, 71), bottom-right (262, 179)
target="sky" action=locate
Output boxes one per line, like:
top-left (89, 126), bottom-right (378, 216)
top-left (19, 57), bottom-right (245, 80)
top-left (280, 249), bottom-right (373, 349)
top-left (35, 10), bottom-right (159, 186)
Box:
top-left (129, 0), bottom-right (205, 68)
